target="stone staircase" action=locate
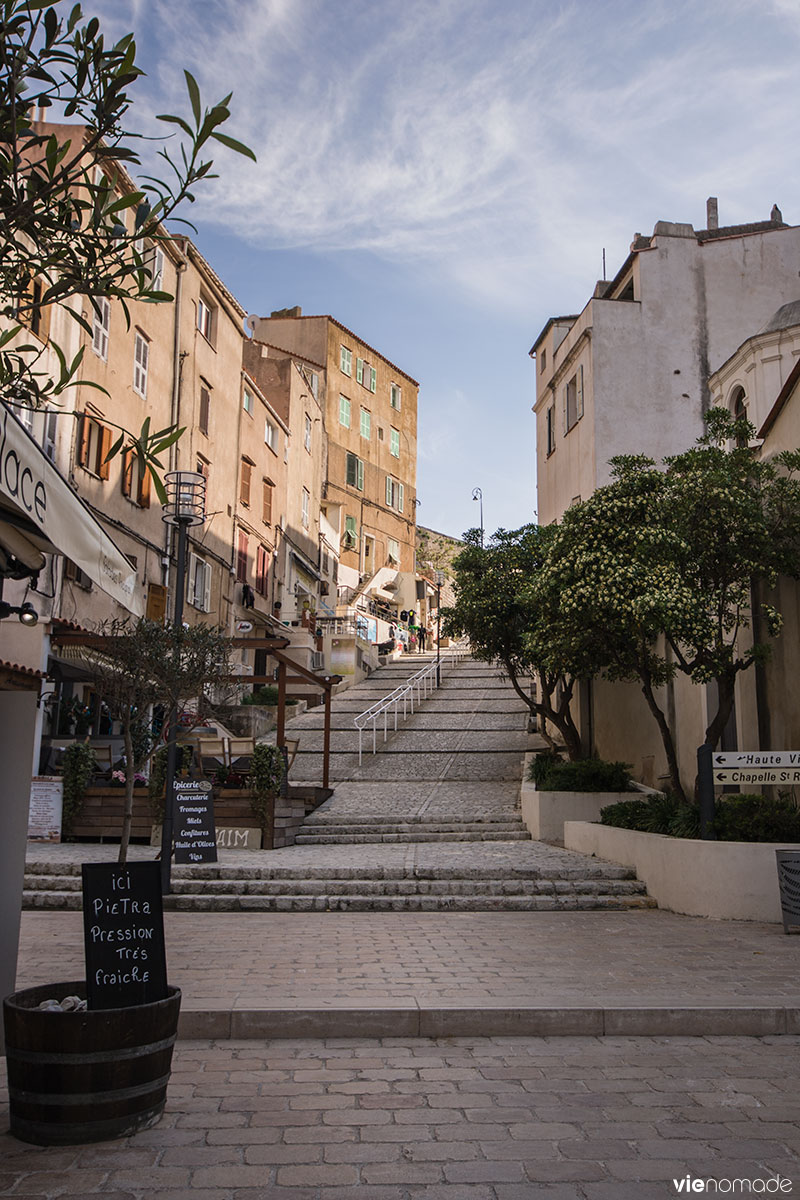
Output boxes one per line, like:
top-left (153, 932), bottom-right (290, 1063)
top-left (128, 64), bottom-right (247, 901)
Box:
top-left (293, 816), bottom-right (532, 844)
top-left (22, 859), bottom-right (654, 912)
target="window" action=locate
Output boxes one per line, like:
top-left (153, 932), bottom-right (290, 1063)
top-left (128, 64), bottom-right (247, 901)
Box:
top-left (136, 241), bottom-right (164, 292)
top-left (564, 365), bottom-right (584, 433)
top-left (385, 477), bottom-right (404, 512)
top-left (356, 357), bottom-right (364, 385)
top-left (303, 368), bottom-right (319, 399)
top-left (732, 386), bottom-right (749, 447)
top-left (92, 297), bottom-right (110, 360)
top-left (243, 387), bottom-right (255, 416)
top-left (546, 406), bottom-right (556, 456)
top-left (301, 487), bottom-right (310, 529)
top-left (133, 332), bottom-right (149, 398)
top-left (236, 530), bottom-right (249, 582)
top-left (262, 479), bottom-right (274, 525)
top-left (360, 407), bottom-right (371, 440)
top-left (43, 407), bottom-right (57, 462)
top-left (390, 383), bottom-right (401, 410)
top-left (390, 427), bottom-right (400, 458)
top-left (340, 345), bottom-right (352, 375)
top-left (343, 514), bottom-right (358, 550)
top-left (346, 452), bottom-right (364, 491)
top-left (121, 447), bottom-right (151, 508)
top-left (540, 347), bottom-right (546, 373)
top-left (18, 277), bottom-right (50, 342)
top-left (339, 395), bottom-right (351, 428)
top-left (77, 409), bottom-right (111, 478)
top-left (197, 296), bottom-right (215, 343)
top-left (387, 537), bottom-right (400, 564)
top-left (196, 454), bottom-right (209, 482)
top-left (188, 554), bottom-right (211, 612)
top-left (64, 558), bottom-right (93, 591)
top-left (240, 458), bottom-right (253, 506)
top-left (368, 365), bottom-right (377, 393)
top-left (256, 544), bottom-right (270, 595)
top-left (265, 419), bottom-right (278, 451)
top-left (304, 413), bottom-right (312, 452)
top-left (199, 383), bottom-right (210, 435)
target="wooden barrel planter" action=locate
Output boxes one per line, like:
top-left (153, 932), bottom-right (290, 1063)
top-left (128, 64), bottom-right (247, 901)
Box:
top-left (3, 980), bottom-right (181, 1145)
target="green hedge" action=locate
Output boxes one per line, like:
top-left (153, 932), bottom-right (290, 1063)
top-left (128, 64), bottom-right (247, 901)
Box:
top-left (533, 756), bottom-right (633, 793)
top-left (601, 791), bottom-right (800, 842)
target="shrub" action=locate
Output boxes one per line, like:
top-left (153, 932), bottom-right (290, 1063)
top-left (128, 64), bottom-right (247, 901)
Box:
top-left (249, 744), bottom-right (286, 833)
top-left (600, 799), bottom-right (649, 829)
top-left (242, 685), bottom-right (279, 706)
top-left (713, 793), bottom-right (800, 843)
top-left (538, 757), bottom-right (633, 793)
top-left (61, 742), bottom-right (97, 835)
top-left (527, 750), bottom-right (563, 786)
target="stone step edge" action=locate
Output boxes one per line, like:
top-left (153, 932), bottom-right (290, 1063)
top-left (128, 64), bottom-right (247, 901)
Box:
top-left (178, 1004), bottom-right (800, 1041)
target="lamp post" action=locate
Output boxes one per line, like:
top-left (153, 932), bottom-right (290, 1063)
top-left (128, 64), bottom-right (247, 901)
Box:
top-left (160, 470), bottom-right (206, 895)
top-left (434, 570), bottom-right (445, 686)
top-left (471, 487), bottom-right (484, 547)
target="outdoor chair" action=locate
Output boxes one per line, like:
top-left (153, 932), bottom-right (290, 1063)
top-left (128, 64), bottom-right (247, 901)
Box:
top-left (92, 743), bottom-right (114, 782)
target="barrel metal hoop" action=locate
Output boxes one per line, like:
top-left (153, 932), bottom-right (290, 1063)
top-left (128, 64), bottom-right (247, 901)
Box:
top-left (8, 1071), bottom-right (172, 1107)
top-left (6, 1033), bottom-right (176, 1066)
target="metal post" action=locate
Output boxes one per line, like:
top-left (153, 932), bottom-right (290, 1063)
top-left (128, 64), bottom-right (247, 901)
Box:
top-left (322, 684), bottom-right (331, 789)
top-left (160, 516), bottom-right (188, 895)
top-left (472, 487), bottom-right (484, 548)
top-left (434, 574), bottom-right (443, 687)
top-left (697, 743), bottom-right (717, 840)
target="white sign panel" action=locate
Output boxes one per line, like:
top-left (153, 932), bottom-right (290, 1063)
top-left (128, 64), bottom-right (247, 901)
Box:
top-left (28, 776), bottom-right (63, 842)
top-left (714, 751), bottom-right (800, 768)
top-left (715, 768), bottom-right (800, 785)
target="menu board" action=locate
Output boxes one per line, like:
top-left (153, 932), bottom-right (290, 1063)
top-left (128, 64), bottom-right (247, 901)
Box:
top-left (82, 861), bottom-right (168, 1009)
top-left (28, 776), bottom-right (63, 842)
top-left (173, 778), bottom-right (217, 864)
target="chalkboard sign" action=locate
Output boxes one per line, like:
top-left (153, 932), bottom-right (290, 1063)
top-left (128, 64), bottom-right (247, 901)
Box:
top-left (173, 779), bottom-right (217, 864)
top-left (82, 861), bottom-right (168, 1010)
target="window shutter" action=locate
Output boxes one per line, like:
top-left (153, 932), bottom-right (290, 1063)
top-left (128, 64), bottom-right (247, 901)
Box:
top-left (386, 476), bottom-right (392, 505)
top-left (202, 562), bottom-right (211, 613)
top-left (370, 366), bottom-right (377, 393)
top-left (78, 413), bottom-right (90, 467)
top-left (356, 358), bottom-right (364, 384)
top-left (187, 553), bottom-right (199, 606)
top-left (99, 424), bottom-right (112, 479)
top-left (357, 458), bottom-right (364, 491)
top-left (398, 483), bottom-right (404, 513)
top-left (577, 365), bottom-right (584, 419)
top-left (262, 481), bottom-right (273, 524)
top-left (138, 461), bottom-right (151, 508)
top-left (199, 387), bottom-right (210, 433)
top-left (146, 582), bottom-right (167, 622)
top-left (121, 448), bottom-right (133, 497)
top-left (563, 384), bottom-right (567, 434)
top-left (240, 459), bottom-right (252, 506)
top-left (237, 531), bottom-right (249, 582)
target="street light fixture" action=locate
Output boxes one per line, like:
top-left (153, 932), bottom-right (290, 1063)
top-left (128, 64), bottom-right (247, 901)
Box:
top-left (0, 600), bottom-right (38, 625)
top-left (471, 487), bottom-right (484, 547)
top-left (160, 471), bottom-right (206, 894)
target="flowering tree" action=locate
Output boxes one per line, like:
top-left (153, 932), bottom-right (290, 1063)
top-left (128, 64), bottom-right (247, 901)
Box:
top-left (443, 525), bottom-right (583, 758)
top-left (0, 0), bottom-right (254, 498)
top-left (535, 410), bottom-right (800, 800)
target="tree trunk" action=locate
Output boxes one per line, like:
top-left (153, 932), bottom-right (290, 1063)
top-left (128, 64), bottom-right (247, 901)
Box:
top-left (639, 672), bottom-right (686, 803)
top-left (703, 670), bottom-right (737, 752)
top-left (503, 662), bottom-right (583, 760)
top-left (118, 723), bottom-right (135, 866)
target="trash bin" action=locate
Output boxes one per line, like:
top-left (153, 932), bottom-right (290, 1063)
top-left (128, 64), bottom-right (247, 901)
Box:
top-left (775, 850), bottom-right (800, 934)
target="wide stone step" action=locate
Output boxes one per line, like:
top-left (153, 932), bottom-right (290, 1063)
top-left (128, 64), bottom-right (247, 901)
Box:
top-left (167, 877), bottom-right (650, 897)
top-left (293, 831), bottom-right (532, 844)
top-left (164, 894), bottom-right (656, 913)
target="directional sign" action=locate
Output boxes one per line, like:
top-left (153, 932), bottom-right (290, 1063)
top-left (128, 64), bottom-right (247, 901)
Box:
top-left (714, 768), bottom-right (800, 785)
top-left (714, 751), bottom-right (800, 768)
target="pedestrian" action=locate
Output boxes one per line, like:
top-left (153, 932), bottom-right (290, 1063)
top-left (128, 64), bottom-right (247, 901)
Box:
top-left (418, 625), bottom-right (427, 651)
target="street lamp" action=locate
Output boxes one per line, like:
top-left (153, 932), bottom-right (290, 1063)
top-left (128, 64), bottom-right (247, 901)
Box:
top-left (472, 487), bottom-right (484, 547)
top-left (160, 470), bottom-right (206, 894)
top-left (434, 570), bottom-right (445, 686)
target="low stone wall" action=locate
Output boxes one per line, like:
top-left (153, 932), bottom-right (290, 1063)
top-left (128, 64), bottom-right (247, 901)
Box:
top-left (519, 752), bottom-right (656, 843)
top-left (564, 820), bottom-right (800, 923)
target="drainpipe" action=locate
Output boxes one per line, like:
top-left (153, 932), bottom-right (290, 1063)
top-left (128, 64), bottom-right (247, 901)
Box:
top-left (162, 252), bottom-right (187, 585)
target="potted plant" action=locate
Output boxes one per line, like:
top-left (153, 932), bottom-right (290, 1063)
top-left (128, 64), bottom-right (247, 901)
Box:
top-left (249, 743), bottom-right (286, 839)
top-left (60, 741), bottom-right (97, 837)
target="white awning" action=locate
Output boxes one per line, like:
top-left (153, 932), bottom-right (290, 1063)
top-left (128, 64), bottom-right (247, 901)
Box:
top-left (0, 406), bottom-right (142, 614)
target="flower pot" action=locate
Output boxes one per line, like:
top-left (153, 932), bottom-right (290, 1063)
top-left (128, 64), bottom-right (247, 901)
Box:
top-left (3, 980), bottom-right (181, 1145)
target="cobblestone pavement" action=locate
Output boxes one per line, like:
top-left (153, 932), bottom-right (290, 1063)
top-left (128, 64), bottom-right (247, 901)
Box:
top-left (2, 1035), bottom-right (799, 1198)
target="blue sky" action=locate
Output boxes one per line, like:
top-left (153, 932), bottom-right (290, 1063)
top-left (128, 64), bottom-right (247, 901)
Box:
top-left (95, 0), bottom-right (800, 539)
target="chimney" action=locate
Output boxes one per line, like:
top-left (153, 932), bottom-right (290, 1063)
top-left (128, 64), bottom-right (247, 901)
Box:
top-left (706, 197), bottom-right (719, 230)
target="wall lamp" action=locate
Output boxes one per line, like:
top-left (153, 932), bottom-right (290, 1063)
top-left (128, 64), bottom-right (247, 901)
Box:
top-left (0, 600), bottom-right (39, 626)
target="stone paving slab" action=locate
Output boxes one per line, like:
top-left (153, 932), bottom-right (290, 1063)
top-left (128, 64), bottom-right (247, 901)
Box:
top-left (294, 731), bottom-right (532, 755)
top-left (2, 1034), bottom-right (800, 1198)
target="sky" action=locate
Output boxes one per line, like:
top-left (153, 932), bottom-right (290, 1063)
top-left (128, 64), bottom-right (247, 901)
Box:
top-left (93, 0), bottom-right (800, 541)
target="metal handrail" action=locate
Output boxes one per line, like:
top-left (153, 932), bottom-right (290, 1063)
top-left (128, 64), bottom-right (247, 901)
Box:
top-left (353, 645), bottom-right (467, 763)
